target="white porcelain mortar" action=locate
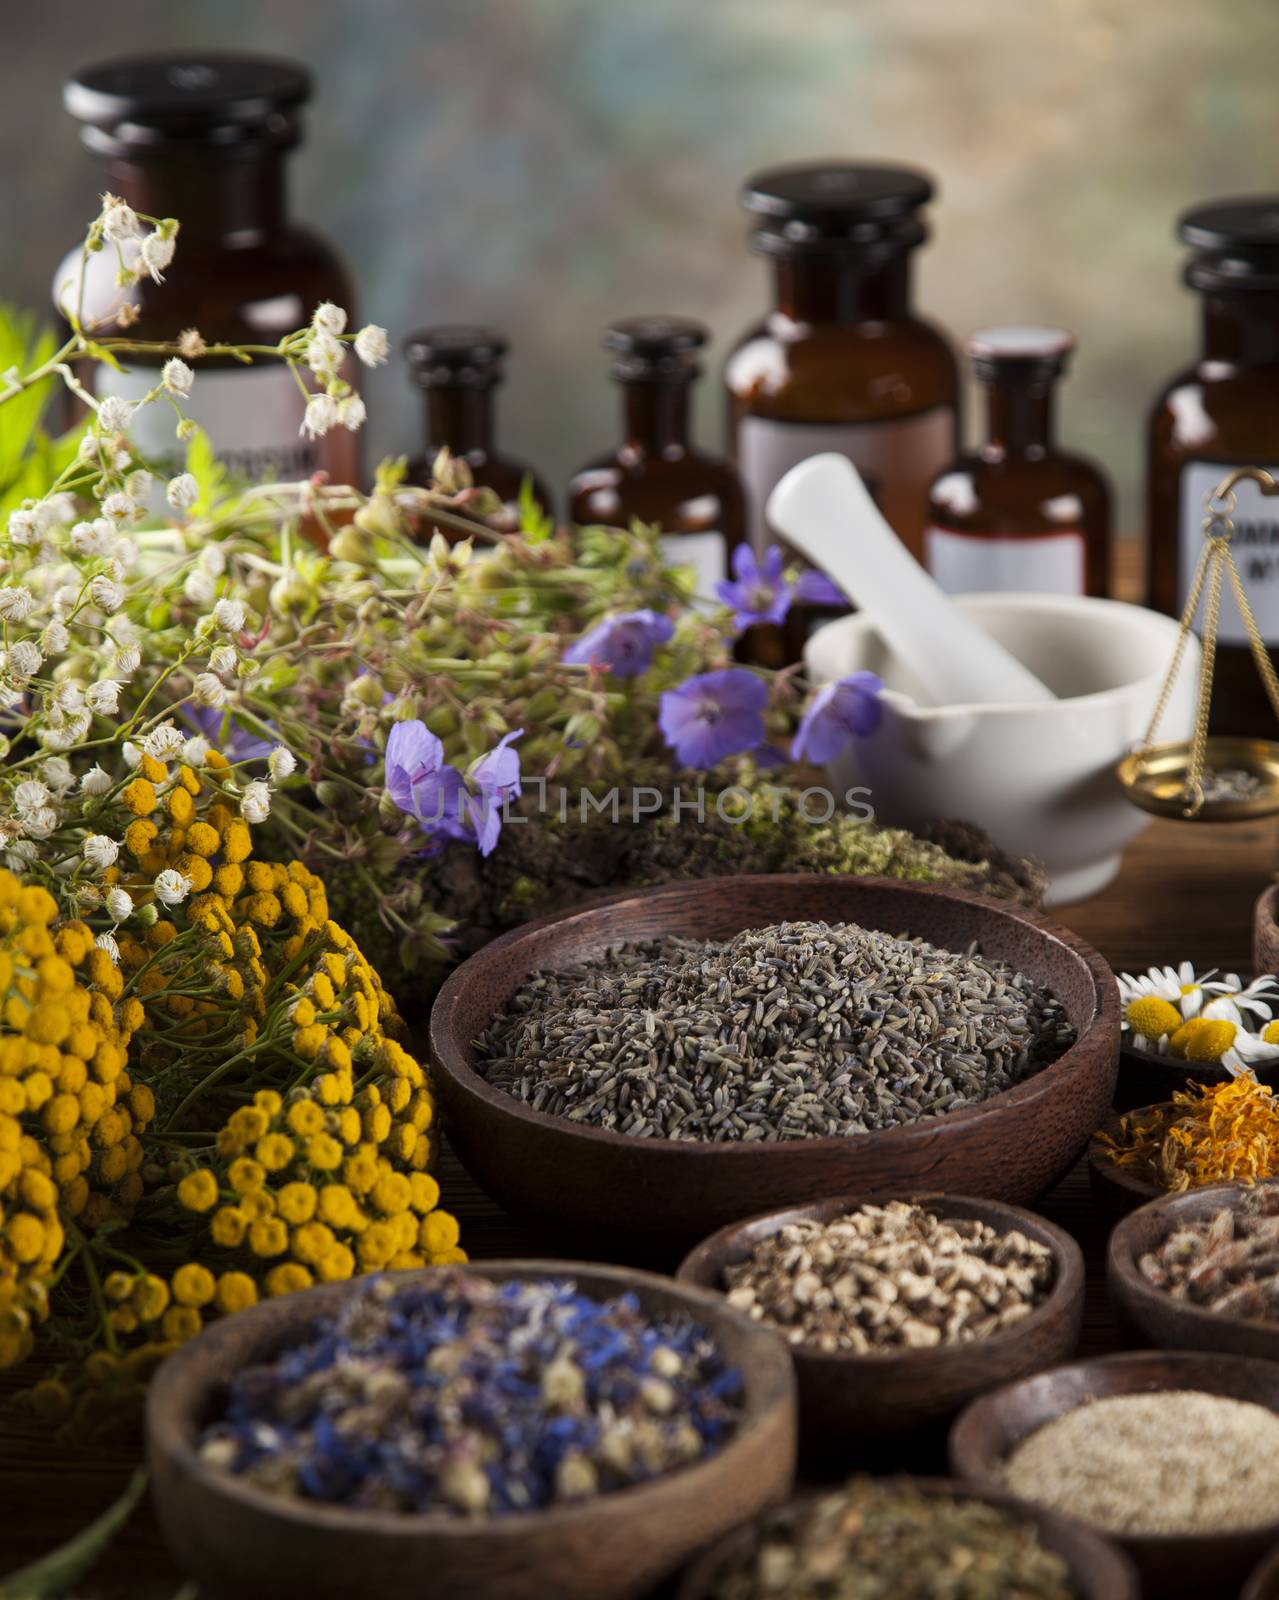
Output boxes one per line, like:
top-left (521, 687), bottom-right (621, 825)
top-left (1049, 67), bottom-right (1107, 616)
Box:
top-left (804, 593), bottom-right (1200, 904)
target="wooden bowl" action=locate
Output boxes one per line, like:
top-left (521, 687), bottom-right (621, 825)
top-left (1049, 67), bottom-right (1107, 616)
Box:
top-left (950, 1350), bottom-right (1279, 1599)
top-left (674, 1478), bottom-right (1139, 1600)
top-left (1109, 1182), bottom-right (1279, 1359)
top-left (1087, 1107), bottom-right (1166, 1224)
top-left (1115, 1040), bottom-right (1256, 1112)
top-left (1255, 884), bottom-right (1279, 979)
top-left (428, 874), bottom-right (1120, 1243)
top-left (146, 1261), bottom-right (798, 1600)
top-left (675, 1192), bottom-right (1083, 1452)
top-left (1244, 1542), bottom-right (1279, 1600)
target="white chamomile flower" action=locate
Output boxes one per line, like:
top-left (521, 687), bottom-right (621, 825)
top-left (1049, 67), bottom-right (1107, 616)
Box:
top-left (192, 672), bottom-right (229, 709)
top-left (167, 472), bottom-right (200, 515)
top-left (96, 396), bottom-right (135, 435)
top-left (153, 868), bottom-right (191, 907)
top-left (8, 640), bottom-right (42, 678)
top-left (100, 491), bottom-right (138, 525)
top-left (240, 780), bottom-right (271, 824)
top-left (301, 393), bottom-right (338, 439)
top-left (267, 745), bottom-right (296, 783)
top-left (95, 931), bottom-right (121, 964)
top-left (1117, 962), bottom-right (1236, 1024)
top-left (86, 679), bottom-right (122, 715)
top-left (1224, 1029), bottom-right (1279, 1076)
top-left (163, 357), bottom-right (194, 397)
top-left (82, 833), bottom-right (120, 870)
top-left (90, 575), bottom-right (125, 614)
top-left (312, 302), bottom-right (347, 336)
top-left (212, 598), bottom-right (247, 633)
top-left (338, 394), bottom-right (366, 431)
top-left (106, 886), bottom-right (134, 923)
top-left (0, 587), bottom-right (35, 622)
top-left (142, 722), bottom-right (185, 761)
top-left (138, 230), bottom-right (175, 284)
top-left (305, 330), bottom-right (344, 377)
top-left (354, 324), bottom-right (390, 367)
top-left (13, 779), bottom-right (50, 817)
top-left (81, 765), bottom-right (113, 797)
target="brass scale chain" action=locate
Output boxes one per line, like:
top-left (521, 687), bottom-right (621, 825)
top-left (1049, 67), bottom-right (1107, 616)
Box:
top-left (1139, 465), bottom-right (1279, 816)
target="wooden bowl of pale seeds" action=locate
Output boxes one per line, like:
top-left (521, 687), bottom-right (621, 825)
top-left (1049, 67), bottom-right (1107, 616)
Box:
top-left (676, 1192), bottom-right (1083, 1453)
top-left (428, 874), bottom-right (1119, 1247)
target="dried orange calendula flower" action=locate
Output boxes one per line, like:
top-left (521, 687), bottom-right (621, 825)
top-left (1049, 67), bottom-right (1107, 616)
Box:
top-left (1100, 1075), bottom-right (1279, 1192)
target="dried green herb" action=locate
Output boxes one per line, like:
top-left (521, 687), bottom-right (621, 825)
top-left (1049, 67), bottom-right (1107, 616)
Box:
top-left (712, 1477), bottom-right (1077, 1600)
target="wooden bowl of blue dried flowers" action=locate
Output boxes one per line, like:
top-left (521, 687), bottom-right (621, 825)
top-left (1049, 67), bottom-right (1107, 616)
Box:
top-left (429, 873), bottom-right (1120, 1244)
top-left (147, 1262), bottom-right (797, 1600)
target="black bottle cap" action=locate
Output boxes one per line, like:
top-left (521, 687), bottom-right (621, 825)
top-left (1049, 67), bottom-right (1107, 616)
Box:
top-left (967, 326), bottom-right (1075, 386)
top-left (1179, 197), bottom-right (1279, 292)
top-left (66, 53), bottom-right (311, 157)
top-left (742, 161), bottom-right (934, 258)
top-left (404, 326), bottom-right (508, 388)
top-left (603, 316), bottom-right (706, 381)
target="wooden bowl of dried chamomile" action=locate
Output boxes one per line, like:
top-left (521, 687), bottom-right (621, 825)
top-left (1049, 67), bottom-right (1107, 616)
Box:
top-left (1108, 1182), bottom-right (1279, 1359)
top-left (950, 1350), bottom-right (1279, 1600)
top-left (674, 1477), bottom-right (1139, 1600)
top-left (147, 1261), bottom-right (797, 1600)
top-left (676, 1192), bottom-right (1084, 1452)
top-left (428, 874), bottom-right (1120, 1246)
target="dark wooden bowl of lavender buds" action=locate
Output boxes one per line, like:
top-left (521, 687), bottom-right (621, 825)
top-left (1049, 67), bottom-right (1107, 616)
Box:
top-left (674, 1479), bottom-right (1140, 1600)
top-left (1108, 1182), bottom-right (1279, 1360)
top-left (675, 1192), bottom-right (1083, 1454)
top-left (950, 1350), bottom-right (1279, 1600)
top-left (146, 1261), bottom-right (797, 1600)
top-left (428, 874), bottom-right (1120, 1247)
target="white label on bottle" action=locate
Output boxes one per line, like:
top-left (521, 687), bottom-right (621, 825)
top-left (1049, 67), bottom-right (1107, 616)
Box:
top-left (925, 526), bottom-right (1085, 596)
top-left (1179, 462), bottom-right (1279, 645)
top-left (659, 531), bottom-right (727, 606)
top-left (94, 363), bottom-right (318, 486)
top-left (737, 408), bottom-right (954, 556)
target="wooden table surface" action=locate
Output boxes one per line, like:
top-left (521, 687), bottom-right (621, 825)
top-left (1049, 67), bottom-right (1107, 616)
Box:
top-left (3, 813), bottom-right (1277, 1595)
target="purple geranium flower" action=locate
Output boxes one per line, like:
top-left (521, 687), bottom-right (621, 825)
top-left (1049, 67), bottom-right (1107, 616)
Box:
top-left (467, 729), bottom-right (523, 856)
top-left (793, 569), bottom-right (849, 609)
top-left (385, 719), bottom-right (468, 840)
top-left (182, 703), bottom-right (276, 764)
top-left (791, 672), bottom-right (884, 764)
top-left (715, 545), bottom-right (793, 633)
top-left (562, 610), bottom-right (675, 678)
top-left (659, 669), bottom-right (768, 769)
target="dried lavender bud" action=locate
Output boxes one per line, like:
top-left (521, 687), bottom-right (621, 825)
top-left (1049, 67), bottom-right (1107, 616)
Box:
top-left (711, 1477), bottom-right (1077, 1599)
top-left (1004, 1391), bottom-right (1279, 1536)
top-left (197, 1272), bottom-right (743, 1517)
top-left (723, 1201), bottom-right (1055, 1354)
top-left (476, 920), bottom-right (1073, 1141)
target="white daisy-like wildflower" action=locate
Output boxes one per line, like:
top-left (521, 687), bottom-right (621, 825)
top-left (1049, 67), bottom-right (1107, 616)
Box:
top-left (128, 471), bottom-right (153, 506)
top-left (95, 932), bottom-right (121, 965)
top-left (241, 780), bottom-right (271, 824)
top-left (106, 886), bottom-right (134, 923)
top-left (82, 833), bottom-right (120, 871)
top-left (184, 568), bottom-right (218, 606)
top-left (212, 598), bottom-right (247, 633)
top-left (43, 494), bottom-right (75, 528)
top-left (70, 518), bottom-right (116, 558)
top-left (96, 395), bottom-right (135, 435)
top-left (167, 472), bottom-right (199, 515)
top-left (53, 683), bottom-right (84, 717)
top-left (121, 740), bottom-right (142, 769)
top-left (192, 672), bottom-right (228, 709)
top-left (305, 330), bottom-right (343, 377)
top-left (312, 302), bottom-right (347, 336)
top-left (89, 575), bottom-right (125, 615)
top-left (13, 779), bottom-right (50, 818)
top-left (1117, 961), bottom-right (1244, 1024)
top-left (208, 644), bottom-right (237, 676)
top-left (8, 640), bottom-right (41, 678)
top-left (77, 883), bottom-right (102, 913)
top-left (138, 230), bottom-right (175, 283)
top-left (100, 492), bottom-right (137, 525)
top-left (338, 394), bottom-right (366, 431)
top-left (267, 745), bottom-right (296, 783)
top-left (0, 587), bottom-right (35, 622)
top-left (86, 679), bottom-right (122, 716)
top-left (22, 806), bottom-right (59, 839)
top-left (354, 324), bottom-right (389, 367)
top-left (301, 393), bottom-right (338, 439)
top-left (153, 868), bottom-right (191, 907)
top-left (142, 722), bottom-right (185, 761)
top-left (198, 543), bottom-right (227, 579)
top-left (100, 196), bottom-right (140, 242)
top-left (81, 765), bottom-right (113, 797)
top-left (163, 357), bottom-right (194, 397)
top-left (181, 735), bottom-right (212, 767)
top-left (114, 644), bottom-right (141, 677)
top-left (7, 508), bottom-right (38, 545)
top-left (41, 619), bottom-right (70, 655)
top-left (40, 758), bottom-right (74, 794)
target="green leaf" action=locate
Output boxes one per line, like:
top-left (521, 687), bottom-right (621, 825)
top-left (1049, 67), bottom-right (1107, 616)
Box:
top-left (184, 426), bottom-right (231, 518)
top-left (0, 1468), bottom-right (147, 1599)
top-left (518, 474), bottom-right (555, 545)
top-left (80, 340), bottom-right (125, 374)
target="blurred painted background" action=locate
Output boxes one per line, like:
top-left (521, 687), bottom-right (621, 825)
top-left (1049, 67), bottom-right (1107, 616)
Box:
top-left (6, 0), bottom-right (1279, 540)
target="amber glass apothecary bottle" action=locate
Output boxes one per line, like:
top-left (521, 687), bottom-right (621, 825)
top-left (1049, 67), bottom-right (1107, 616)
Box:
top-left (404, 326), bottom-right (553, 537)
top-left (58, 52), bottom-right (357, 489)
top-left (725, 161), bottom-right (959, 656)
top-left (925, 327), bottom-right (1110, 597)
top-left (568, 317), bottom-right (746, 604)
top-left (1149, 199), bottom-right (1279, 735)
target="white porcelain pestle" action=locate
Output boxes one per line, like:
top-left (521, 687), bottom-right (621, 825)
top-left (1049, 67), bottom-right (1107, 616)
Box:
top-left (766, 454), bottom-right (1057, 707)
